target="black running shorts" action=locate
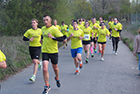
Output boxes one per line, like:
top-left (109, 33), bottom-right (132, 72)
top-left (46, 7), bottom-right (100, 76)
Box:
top-left (42, 53), bottom-right (58, 65)
top-left (98, 42), bottom-right (106, 44)
top-left (82, 40), bottom-right (90, 45)
top-left (29, 46), bottom-right (41, 60)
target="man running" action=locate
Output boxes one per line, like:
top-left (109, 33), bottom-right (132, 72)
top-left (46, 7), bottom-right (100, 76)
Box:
top-left (90, 18), bottom-right (100, 56)
top-left (78, 20), bottom-right (84, 29)
top-left (23, 18), bottom-right (42, 82)
top-left (82, 21), bottom-right (93, 63)
top-left (41, 14), bottom-right (66, 94)
top-left (108, 18), bottom-right (114, 40)
top-left (111, 18), bottom-right (122, 55)
top-left (69, 19), bottom-right (74, 30)
top-left (0, 50), bottom-right (7, 69)
top-left (96, 22), bottom-right (110, 61)
top-left (53, 19), bottom-right (61, 31)
top-left (67, 20), bottom-right (84, 75)
top-left (61, 21), bottom-right (68, 49)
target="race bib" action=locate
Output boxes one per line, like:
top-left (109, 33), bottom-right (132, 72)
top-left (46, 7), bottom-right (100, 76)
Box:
top-left (84, 34), bottom-right (90, 40)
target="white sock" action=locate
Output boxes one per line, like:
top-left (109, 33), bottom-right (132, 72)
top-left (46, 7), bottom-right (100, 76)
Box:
top-left (76, 67), bottom-right (79, 70)
top-left (79, 61), bottom-right (82, 64)
top-left (33, 75), bottom-right (36, 78)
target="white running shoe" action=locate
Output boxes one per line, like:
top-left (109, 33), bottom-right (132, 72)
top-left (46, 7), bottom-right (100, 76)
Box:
top-left (115, 52), bottom-right (117, 55)
top-left (100, 57), bottom-right (104, 61)
top-left (75, 70), bottom-right (80, 75)
top-left (113, 51), bottom-right (115, 54)
top-left (29, 75), bottom-right (36, 82)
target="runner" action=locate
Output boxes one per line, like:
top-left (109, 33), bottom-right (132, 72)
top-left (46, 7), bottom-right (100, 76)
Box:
top-left (67, 20), bottom-right (84, 75)
top-left (0, 50), bottom-right (7, 69)
top-left (108, 18), bottom-right (114, 40)
top-left (41, 14), bottom-right (66, 94)
top-left (61, 21), bottom-right (68, 49)
top-left (23, 18), bottom-right (42, 82)
top-left (78, 20), bottom-right (84, 29)
top-left (117, 20), bottom-right (123, 40)
top-left (96, 22), bottom-right (110, 61)
top-left (111, 18), bottom-right (122, 55)
top-left (69, 19), bottom-right (74, 30)
top-left (90, 18), bottom-right (100, 56)
top-left (53, 19), bottom-right (61, 31)
top-left (82, 21), bottom-right (93, 63)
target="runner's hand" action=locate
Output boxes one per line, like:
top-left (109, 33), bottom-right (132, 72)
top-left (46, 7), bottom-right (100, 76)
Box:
top-left (48, 33), bottom-right (53, 39)
top-left (29, 37), bottom-right (34, 41)
top-left (70, 33), bottom-right (74, 37)
top-left (114, 28), bottom-right (117, 31)
top-left (79, 36), bottom-right (83, 40)
top-left (63, 39), bottom-right (67, 43)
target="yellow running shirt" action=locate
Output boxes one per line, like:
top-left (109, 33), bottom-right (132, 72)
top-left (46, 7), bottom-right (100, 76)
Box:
top-left (69, 24), bottom-right (73, 30)
top-left (68, 29), bottom-right (84, 49)
top-left (78, 24), bottom-right (84, 29)
top-left (61, 25), bottom-right (68, 36)
top-left (42, 25), bottom-right (63, 53)
top-left (24, 28), bottom-right (42, 47)
top-left (90, 23), bottom-right (101, 37)
top-left (0, 50), bottom-right (6, 62)
top-left (82, 27), bottom-right (93, 41)
top-left (111, 23), bottom-right (122, 37)
top-left (53, 25), bottom-right (61, 31)
top-left (108, 21), bottom-right (114, 29)
top-left (82, 21), bottom-right (85, 26)
top-left (97, 28), bottom-right (110, 42)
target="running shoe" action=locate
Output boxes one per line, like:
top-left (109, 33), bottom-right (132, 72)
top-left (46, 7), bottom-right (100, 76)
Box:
top-left (75, 70), bottom-right (80, 75)
top-left (79, 63), bottom-right (83, 69)
top-left (94, 49), bottom-right (97, 53)
top-left (85, 58), bottom-right (88, 63)
top-left (42, 85), bottom-right (51, 94)
top-left (100, 57), bottom-right (104, 61)
top-left (113, 50), bottom-right (115, 54)
top-left (91, 54), bottom-right (94, 58)
top-left (29, 75), bottom-right (36, 82)
top-left (38, 63), bottom-right (42, 71)
top-left (63, 46), bottom-right (66, 49)
top-left (115, 52), bottom-right (117, 55)
top-left (55, 77), bottom-right (61, 88)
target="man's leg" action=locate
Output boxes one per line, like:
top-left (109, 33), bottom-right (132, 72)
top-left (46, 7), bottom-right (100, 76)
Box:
top-left (43, 60), bottom-right (50, 86)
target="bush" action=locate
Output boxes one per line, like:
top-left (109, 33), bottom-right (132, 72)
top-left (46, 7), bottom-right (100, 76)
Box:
top-left (0, 36), bottom-right (31, 81)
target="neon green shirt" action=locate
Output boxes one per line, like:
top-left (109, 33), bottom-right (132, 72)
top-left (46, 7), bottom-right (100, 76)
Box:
top-left (90, 23), bottom-right (101, 37)
top-left (111, 23), bottom-right (122, 37)
top-left (53, 25), bottom-right (61, 30)
top-left (69, 24), bottom-right (73, 30)
top-left (82, 27), bottom-right (93, 41)
top-left (97, 28), bottom-right (110, 42)
top-left (78, 24), bottom-right (84, 29)
top-left (108, 21), bottom-right (114, 29)
top-left (24, 28), bottom-right (42, 47)
top-left (0, 50), bottom-right (6, 62)
top-left (61, 25), bottom-right (68, 36)
top-left (42, 26), bottom-right (63, 53)
top-left (68, 29), bottom-right (84, 49)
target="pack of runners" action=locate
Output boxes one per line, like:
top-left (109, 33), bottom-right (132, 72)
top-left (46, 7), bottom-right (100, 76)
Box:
top-left (0, 15), bottom-right (123, 94)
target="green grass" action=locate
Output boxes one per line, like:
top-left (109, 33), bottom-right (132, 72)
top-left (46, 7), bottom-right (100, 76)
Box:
top-left (0, 36), bottom-right (31, 81)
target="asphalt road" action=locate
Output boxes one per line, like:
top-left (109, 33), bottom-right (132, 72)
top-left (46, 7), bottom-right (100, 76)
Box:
top-left (0, 39), bottom-right (140, 94)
